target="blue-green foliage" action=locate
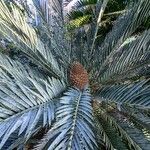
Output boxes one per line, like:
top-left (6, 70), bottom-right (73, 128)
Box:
top-left (97, 79), bottom-right (150, 108)
top-left (34, 88), bottom-right (97, 150)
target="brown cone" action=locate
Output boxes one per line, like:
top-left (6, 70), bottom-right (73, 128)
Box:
top-left (69, 61), bottom-right (89, 90)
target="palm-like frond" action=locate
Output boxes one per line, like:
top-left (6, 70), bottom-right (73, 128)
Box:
top-left (94, 115), bottom-right (124, 150)
top-left (75, 0), bottom-right (133, 11)
top-left (0, 54), bottom-right (66, 149)
top-left (65, 0), bottom-right (108, 64)
top-left (94, 103), bottom-right (150, 149)
top-left (0, 0), bottom-right (63, 79)
top-left (94, 0), bottom-right (150, 77)
top-left (34, 88), bottom-right (97, 150)
top-left (95, 79), bottom-right (150, 108)
top-left (0, 0), bottom-right (150, 149)
top-left (98, 30), bottom-right (150, 83)
top-left (33, 0), bottom-right (70, 66)
top-left (94, 115), bottom-right (128, 150)
top-left (119, 105), bottom-right (150, 131)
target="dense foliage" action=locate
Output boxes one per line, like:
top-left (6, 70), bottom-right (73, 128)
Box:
top-left (0, 0), bottom-right (150, 149)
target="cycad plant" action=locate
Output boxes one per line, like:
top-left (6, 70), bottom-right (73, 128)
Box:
top-left (0, 0), bottom-right (150, 149)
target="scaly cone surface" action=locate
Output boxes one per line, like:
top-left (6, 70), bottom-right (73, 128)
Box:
top-left (69, 61), bottom-right (89, 90)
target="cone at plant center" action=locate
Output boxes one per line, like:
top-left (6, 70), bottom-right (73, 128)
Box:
top-left (69, 61), bottom-right (89, 90)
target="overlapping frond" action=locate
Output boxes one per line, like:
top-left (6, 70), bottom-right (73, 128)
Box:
top-left (112, 115), bottom-right (150, 150)
top-left (94, 0), bottom-right (150, 78)
top-left (0, 54), bottom-right (44, 85)
top-left (0, 54), bottom-right (66, 149)
top-left (119, 105), bottom-right (150, 131)
top-left (94, 115), bottom-right (128, 150)
top-left (96, 79), bottom-right (150, 108)
top-left (0, 0), bottom-right (149, 149)
top-left (98, 30), bottom-right (150, 83)
top-left (94, 104), bottom-right (150, 150)
top-left (65, 0), bottom-right (99, 22)
top-left (33, 0), bottom-right (63, 25)
top-left (65, 0), bottom-right (105, 64)
top-left (34, 88), bottom-right (97, 150)
top-left (33, 0), bottom-right (70, 66)
top-left (94, 116), bottom-right (116, 150)
top-left (0, 0), bottom-right (63, 79)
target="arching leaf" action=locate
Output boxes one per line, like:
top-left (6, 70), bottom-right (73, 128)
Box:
top-left (0, 54), bottom-right (66, 149)
top-left (34, 88), bottom-right (97, 150)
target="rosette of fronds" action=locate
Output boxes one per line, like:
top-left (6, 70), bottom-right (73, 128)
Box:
top-left (0, 0), bottom-right (150, 149)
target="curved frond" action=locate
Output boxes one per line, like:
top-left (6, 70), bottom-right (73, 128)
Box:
top-left (0, 55), bottom-right (66, 149)
top-left (95, 0), bottom-right (150, 76)
top-left (34, 88), bottom-right (97, 150)
top-left (94, 116), bottom-right (116, 150)
top-left (0, 0), bottom-right (63, 79)
top-left (33, 0), bottom-right (64, 25)
top-left (120, 105), bottom-right (150, 131)
top-left (98, 30), bottom-right (150, 83)
top-left (94, 104), bottom-right (150, 150)
top-left (95, 79), bottom-right (150, 108)
top-left (33, 0), bottom-right (70, 66)
top-left (0, 0), bottom-right (149, 149)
